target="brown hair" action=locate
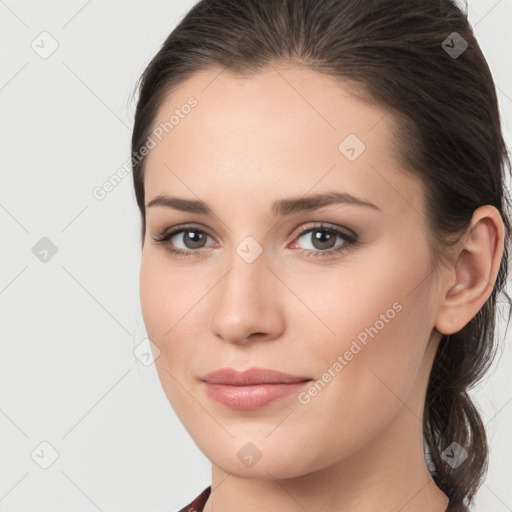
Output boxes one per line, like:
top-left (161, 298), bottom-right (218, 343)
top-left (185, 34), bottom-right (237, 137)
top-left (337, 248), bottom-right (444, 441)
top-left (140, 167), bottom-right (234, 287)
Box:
top-left (130, 0), bottom-right (512, 507)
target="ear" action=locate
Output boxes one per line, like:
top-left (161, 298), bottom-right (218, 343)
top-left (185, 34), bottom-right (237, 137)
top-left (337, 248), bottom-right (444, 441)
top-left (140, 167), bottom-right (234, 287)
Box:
top-left (435, 205), bottom-right (505, 335)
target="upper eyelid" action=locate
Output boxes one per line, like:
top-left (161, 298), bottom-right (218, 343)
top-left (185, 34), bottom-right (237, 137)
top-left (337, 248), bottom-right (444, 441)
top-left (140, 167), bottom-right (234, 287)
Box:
top-left (294, 222), bottom-right (354, 236)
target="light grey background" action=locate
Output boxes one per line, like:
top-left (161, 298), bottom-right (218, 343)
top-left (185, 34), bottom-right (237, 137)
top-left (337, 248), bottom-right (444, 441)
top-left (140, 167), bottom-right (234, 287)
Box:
top-left (1, 1), bottom-right (511, 510)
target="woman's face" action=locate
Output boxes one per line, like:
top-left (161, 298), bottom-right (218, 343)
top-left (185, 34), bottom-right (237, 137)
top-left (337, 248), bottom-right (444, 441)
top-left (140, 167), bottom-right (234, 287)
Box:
top-left (139, 64), bottom-right (444, 478)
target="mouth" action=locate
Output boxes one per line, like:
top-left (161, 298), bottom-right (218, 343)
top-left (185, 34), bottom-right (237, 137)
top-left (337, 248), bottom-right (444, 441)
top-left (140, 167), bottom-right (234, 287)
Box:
top-left (200, 367), bottom-right (313, 410)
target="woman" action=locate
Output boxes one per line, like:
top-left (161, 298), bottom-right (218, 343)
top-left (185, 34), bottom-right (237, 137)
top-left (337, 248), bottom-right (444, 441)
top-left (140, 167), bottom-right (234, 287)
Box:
top-left (130, 0), bottom-right (511, 510)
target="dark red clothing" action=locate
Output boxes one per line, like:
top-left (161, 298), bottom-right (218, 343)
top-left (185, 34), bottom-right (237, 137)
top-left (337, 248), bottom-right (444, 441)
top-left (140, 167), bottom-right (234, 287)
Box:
top-left (178, 486), bottom-right (468, 511)
top-left (178, 486), bottom-right (211, 512)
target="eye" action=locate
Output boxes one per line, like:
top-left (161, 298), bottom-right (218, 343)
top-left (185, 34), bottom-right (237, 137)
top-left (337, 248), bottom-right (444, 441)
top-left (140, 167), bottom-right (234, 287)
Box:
top-left (290, 222), bottom-right (358, 258)
top-left (152, 224), bottom-right (216, 257)
top-left (152, 222), bottom-right (359, 259)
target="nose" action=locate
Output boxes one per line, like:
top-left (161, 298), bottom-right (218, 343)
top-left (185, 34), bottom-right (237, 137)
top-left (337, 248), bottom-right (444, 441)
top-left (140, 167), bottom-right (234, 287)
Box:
top-left (208, 248), bottom-right (285, 345)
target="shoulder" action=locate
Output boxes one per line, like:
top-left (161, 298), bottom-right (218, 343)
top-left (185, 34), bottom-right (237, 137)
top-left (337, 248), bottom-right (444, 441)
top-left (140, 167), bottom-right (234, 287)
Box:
top-left (177, 486), bottom-right (211, 512)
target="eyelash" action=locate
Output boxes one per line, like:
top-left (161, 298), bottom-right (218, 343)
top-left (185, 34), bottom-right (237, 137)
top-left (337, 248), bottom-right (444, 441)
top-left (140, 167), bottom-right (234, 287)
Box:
top-left (151, 222), bottom-right (358, 260)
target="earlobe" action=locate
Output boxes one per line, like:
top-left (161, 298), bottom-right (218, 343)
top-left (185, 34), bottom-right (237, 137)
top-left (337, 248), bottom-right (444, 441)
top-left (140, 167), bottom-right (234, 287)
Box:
top-left (435, 205), bottom-right (505, 336)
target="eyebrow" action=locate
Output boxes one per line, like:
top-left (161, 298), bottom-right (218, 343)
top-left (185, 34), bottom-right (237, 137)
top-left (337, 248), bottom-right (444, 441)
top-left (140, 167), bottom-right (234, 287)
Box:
top-left (146, 191), bottom-right (381, 216)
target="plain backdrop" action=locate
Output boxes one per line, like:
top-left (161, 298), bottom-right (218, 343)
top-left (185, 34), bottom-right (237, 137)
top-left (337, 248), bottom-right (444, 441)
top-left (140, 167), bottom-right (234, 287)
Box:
top-left (1, 1), bottom-right (511, 510)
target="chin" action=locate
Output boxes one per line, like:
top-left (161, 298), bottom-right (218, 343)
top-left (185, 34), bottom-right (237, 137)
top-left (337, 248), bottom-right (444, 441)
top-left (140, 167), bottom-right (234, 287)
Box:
top-left (195, 434), bottom-right (325, 479)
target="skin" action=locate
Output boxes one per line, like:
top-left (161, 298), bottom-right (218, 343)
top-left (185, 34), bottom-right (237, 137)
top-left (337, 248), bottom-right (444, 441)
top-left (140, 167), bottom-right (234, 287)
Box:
top-left (139, 63), bottom-right (505, 512)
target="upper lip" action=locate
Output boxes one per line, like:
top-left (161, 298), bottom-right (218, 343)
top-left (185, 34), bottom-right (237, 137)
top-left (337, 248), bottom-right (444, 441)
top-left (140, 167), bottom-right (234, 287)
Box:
top-left (201, 367), bottom-right (312, 385)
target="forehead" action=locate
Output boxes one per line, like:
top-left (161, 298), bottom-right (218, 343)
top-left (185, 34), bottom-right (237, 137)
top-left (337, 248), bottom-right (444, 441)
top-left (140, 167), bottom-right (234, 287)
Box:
top-left (143, 64), bottom-right (425, 218)
top-left (149, 64), bottom-right (389, 149)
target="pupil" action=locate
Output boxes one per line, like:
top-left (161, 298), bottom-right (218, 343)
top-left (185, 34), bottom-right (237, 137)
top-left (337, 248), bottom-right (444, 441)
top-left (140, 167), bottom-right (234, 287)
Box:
top-left (313, 230), bottom-right (335, 249)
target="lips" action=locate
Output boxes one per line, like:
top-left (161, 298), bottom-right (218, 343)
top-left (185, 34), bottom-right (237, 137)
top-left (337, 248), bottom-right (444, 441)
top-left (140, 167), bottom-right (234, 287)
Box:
top-left (200, 367), bottom-right (313, 410)
top-left (201, 366), bottom-right (312, 385)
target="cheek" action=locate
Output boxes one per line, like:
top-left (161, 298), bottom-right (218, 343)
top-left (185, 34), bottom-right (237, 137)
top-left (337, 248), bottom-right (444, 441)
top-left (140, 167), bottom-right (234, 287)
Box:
top-left (288, 281), bottom-right (431, 469)
top-left (139, 253), bottom-right (200, 413)
top-left (139, 253), bottom-right (188, 382)
top-left (297, 243), bottom-right (433, 407)
top-left (140, 252), bottom-right (196, 341)
top-left (139, 251), bottom-right (211, 377)
top-left (139, 255), bottom-right (167, 341)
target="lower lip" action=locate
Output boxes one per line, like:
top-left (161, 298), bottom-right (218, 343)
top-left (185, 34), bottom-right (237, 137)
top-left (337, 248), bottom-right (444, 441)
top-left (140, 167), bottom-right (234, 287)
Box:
top-left (203, 381), bottom-right (311, 410)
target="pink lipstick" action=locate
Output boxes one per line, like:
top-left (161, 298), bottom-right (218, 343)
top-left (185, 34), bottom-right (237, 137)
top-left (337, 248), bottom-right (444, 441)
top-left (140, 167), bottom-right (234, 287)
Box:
top-left (200, 367), bottom-right (312, 410)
